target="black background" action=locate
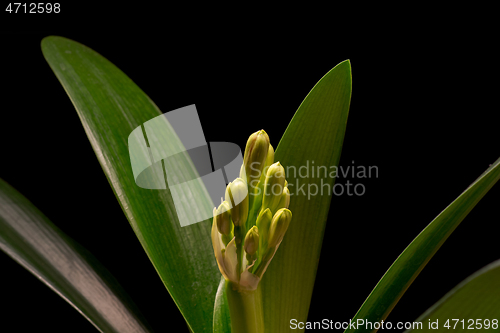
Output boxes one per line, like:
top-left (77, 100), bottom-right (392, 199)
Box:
top-left (1, 6), bottom-right (499, 333)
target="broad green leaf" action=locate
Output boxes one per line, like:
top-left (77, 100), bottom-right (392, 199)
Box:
top-left (0, 178), bottom-right (153, 332)
top-left (405, 259), bottom-right (500, 332)
top-left (211, 61), bottom-right (352, 331)
top-left (41, 36), bottom-right (219, 333)
top-left (257, 60), bottom-right (351, 332)
top-left (346, 156), bottom-right (500, 333)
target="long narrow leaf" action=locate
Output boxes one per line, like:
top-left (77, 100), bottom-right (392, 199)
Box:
top-left (41, 36), bottom-right (219, 333)
top-left (262, 60), bottom-right (351, 332)
top-left (211, 60), bottom-right (352, 332)
top-left (346, 156), bottom-right (500, 333)
top-left (405, 259), bottom-right (500, 332)
top-left (0, 178), bottom-right (153, 332)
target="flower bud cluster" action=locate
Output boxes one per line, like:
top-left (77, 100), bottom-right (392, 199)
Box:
top-left (211, 129), bottom-right (292, 290)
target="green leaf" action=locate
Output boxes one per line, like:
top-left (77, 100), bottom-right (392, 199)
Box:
top-left (213, 276), bottom-right (231, 333)
top-left (405, 259), bottom-right (500, 332)
top-left (345, 156), bottom-right (500, 333)
top-left (0, 178), bottom-right (153, 332)
top-left (258, 60), bottom-right (352, 331)
top-left (211, 61), bottom-right (352, 332)
top-left (41, 36), bottom-right (219, 333)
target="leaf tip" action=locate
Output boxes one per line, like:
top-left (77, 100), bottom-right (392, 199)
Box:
top-left (41, 35), bottom-right (60, 48)
top-left (338, 59), bottom-right (352, 73)
top-left (40, 35), bottom-right (64, 57)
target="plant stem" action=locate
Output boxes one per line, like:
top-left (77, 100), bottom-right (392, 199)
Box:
top-left (226, 281), bottom-right (264, 333)
top-left (234, 226), bottom-right (244, 281)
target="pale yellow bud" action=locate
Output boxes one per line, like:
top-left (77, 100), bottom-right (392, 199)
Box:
top-left (216, 201), bottom-right (232, 235)
top-left (243, 130), bottom-right (270, 190)
top-left (244, 226), bottom-right (259, 256)
top-left (225, 178), bottom-right (249, 227)
top-left (256, 208), bottom-right (273, 248)
top-left (276, 186), bottom-right (290, 211)
top-left (262, 162), bottom-right (286, 214)
top-left (268, 208), bottom-right (292, 248)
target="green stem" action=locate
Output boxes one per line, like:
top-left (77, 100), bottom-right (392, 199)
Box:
top-left (226, 282), bottom-right (264, 333)
top-left (234, 226), bottom-right (244, 281)
top-left (253, 248), bottom-right (274, 278)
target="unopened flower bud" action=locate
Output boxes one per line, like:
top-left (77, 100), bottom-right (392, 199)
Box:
top-left (268, 208), bottom-right (292, 248)
top-left (262, 144), bottom-right (275, 179)
top-left (262, 162), bottom-right (286, 214)
top-left (244, 226), bottom-right (259, 256)
top-left (239, 163), bottom-right (246, 181)
top-left (256, 144), bottom-right (275, 192)
top-left (276, 186), bottom-right (290, 211)
top-left (256, 208), bottom-right (272, 248)
top-left (225, 178), bottom-right (249, 227)
top-left (216, 201), bottom-right (232, 235)
top-left (243, 130), bottom-right (270, 190)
